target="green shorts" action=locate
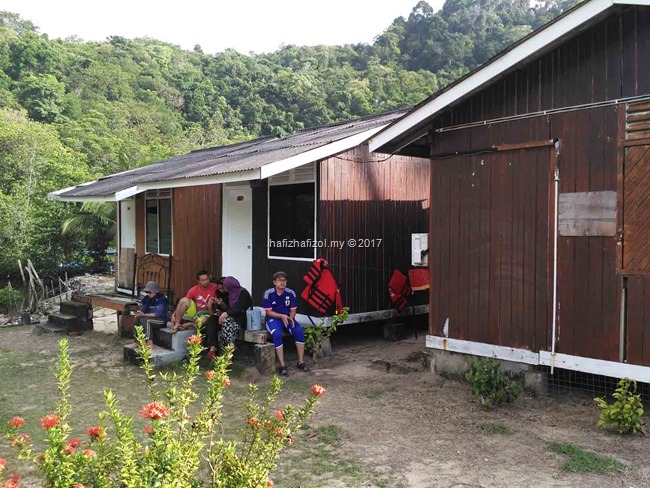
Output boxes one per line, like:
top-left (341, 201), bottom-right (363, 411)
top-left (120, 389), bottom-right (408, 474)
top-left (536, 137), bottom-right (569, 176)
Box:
top-left (184, 300), bottom-right (211, 320)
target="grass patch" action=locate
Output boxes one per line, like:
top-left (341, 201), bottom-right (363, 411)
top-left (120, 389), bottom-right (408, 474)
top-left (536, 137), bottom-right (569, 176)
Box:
top-left (548, 442), bottom-right (626, 475)
top-left (478, 422), bottom-right (511, 434)
top-left (315, 424), bottom-right (343, 445)
top-left (279, 377), bottom-right (313, 393)
top-left (361, 388), bottom-right (383, 399)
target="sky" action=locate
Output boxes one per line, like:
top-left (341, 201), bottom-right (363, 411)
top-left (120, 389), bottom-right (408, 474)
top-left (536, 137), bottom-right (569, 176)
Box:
top-left (2, 0), bottom-right (445, 55)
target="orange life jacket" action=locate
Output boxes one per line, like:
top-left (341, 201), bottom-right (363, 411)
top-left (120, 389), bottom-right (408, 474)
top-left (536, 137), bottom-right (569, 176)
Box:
top-left (301, 258), bottom-right (343, 315)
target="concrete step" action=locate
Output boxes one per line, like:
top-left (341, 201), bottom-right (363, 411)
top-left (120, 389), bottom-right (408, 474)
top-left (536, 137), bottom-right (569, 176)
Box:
top-left (154, 327), bottom-right (195, 354)
top-left (123, 342), bottom-right (187, 368)
top-left (47, 313), bottom-right (93, 332)
top-left (59, 301), bottom-right (93, 319)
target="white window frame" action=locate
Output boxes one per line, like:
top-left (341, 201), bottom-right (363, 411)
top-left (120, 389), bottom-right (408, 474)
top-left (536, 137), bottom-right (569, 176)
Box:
top-left (144, 189), bottom-right (173, 256)
top-left (267, 162), bottom-right (317, 262)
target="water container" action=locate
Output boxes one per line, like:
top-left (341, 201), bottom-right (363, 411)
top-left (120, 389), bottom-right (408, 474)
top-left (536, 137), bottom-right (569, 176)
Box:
top-left (246, 306), bottom-right (263, 331)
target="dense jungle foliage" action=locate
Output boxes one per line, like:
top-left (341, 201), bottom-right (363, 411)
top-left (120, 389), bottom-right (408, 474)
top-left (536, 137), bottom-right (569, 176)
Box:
top-left (0, 0), bottom-right (578, 279)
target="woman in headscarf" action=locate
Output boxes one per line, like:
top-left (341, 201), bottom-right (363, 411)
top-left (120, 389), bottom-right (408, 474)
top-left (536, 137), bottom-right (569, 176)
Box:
top-left (216, 276), bottom-right (252, 354)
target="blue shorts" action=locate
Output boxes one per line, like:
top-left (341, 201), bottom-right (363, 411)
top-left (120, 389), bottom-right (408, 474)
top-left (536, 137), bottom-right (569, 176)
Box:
top-left (266, 317), bottom-right (305, 348)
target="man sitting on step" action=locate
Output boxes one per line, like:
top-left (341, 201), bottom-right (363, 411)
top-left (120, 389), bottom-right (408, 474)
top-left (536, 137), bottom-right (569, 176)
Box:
top-left (171, 269), bottom-right (218, 333)
top-left (134, 281), bottom-right (169, 346)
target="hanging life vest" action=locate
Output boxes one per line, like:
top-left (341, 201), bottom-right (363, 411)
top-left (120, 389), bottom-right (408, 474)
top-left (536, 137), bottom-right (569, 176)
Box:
top-left (388, 270), bottom-right (411, 311)
top-left (301, 258), bottom-right (343, 315)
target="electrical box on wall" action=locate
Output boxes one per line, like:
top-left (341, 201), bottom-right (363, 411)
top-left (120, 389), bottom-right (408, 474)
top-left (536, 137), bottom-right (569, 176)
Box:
top-left (411, 233), bottom-right (429, 267)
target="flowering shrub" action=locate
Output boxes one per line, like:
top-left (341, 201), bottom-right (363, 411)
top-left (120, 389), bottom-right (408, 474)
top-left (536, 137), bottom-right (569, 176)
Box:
top-left (1, 324), bottom-right (326, 487)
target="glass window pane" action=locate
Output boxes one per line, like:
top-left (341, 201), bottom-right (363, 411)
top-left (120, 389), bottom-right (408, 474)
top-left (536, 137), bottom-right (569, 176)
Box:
top-left (146, 200), bottom-right (159, 253)
top-left (159, 198), bottom-right (172, 255)
top-left (269, 183), bottom-right (314, 258)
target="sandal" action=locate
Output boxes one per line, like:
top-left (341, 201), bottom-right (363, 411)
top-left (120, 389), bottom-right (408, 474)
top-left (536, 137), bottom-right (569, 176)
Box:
top-left (278, 366), bottom-right (288, 376)
top-left (297, 362), bottom-right (310, 373)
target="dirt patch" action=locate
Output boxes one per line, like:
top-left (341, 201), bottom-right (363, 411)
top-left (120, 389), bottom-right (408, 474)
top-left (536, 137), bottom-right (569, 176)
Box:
top-left (1, 323), bottom-right (649, 488)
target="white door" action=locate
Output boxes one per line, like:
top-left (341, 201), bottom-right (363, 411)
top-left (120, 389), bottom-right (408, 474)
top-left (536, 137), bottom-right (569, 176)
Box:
top-left (222, 185), bottom-right (253, 292)
top-left (117, 199), bottom-right (136, 293)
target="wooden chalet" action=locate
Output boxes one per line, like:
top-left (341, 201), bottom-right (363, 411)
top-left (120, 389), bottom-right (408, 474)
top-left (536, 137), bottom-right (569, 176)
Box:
top-left (370, 0), bottom-right (650, 382)
top-left (50, 111), bottom-right (429, 324)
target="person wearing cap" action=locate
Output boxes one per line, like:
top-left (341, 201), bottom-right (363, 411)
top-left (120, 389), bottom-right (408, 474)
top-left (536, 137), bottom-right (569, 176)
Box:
top-left (263, 271), bottom-right (309, 376)
top-left (134, 281), bottom-right (169, 345)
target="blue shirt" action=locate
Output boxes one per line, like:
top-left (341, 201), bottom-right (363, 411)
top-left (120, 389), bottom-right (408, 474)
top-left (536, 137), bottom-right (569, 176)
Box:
top-left (141, 293), bottom-right (168, 321)
top-left (263, 288), bottom-right (297, 316)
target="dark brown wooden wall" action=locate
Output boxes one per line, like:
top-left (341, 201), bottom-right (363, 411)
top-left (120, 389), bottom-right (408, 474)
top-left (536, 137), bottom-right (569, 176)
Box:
top-left (626, 275), bottom-right (650, 366)
top-left (134, 185), bottom-right (222, 302)
top-left (434, 7), bottom-right (650, 130)
top-left (250, 148), bottom-right (429, 316)
top-left (319, 147), bottom-right (430, 314)
top-left (429, 106), bottom-right (621, 361)
top-left (171, 185), bottom-right (222, 298)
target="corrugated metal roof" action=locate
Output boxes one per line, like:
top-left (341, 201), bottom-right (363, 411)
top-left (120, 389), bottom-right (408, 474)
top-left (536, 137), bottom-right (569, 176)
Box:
top-left (55, 110), bottom-right (406, 199)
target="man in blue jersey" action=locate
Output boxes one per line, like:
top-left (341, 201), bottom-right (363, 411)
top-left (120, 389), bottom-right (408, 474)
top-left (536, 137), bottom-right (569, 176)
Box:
top-left (263, 271), bottom-right (309, 376)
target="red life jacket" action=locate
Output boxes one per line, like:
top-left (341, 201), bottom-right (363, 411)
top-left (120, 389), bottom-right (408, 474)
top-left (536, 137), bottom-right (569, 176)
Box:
top-left (301, 258), bottom-right (343, 315)
top-left (388, 270), bottom-right (411, 311)
top-left (408, 268), bottom-right (429, 291)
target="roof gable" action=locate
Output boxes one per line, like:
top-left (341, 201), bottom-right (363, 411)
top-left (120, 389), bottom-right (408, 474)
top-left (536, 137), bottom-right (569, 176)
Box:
top-left (369, 0), bottom-right (649, 154)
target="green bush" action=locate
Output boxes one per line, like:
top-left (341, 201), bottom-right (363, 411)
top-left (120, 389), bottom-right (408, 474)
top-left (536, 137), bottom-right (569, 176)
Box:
top-left (0, 286), bottom-right (21, 314)
top-left (304, 307), bottom-right (349, 357)
top-left (0, 325), bottom-right (327, 487)
top-left (594, 378), bottom-right (645, 434)
top-left (465, 358), bottom-right (521, 406)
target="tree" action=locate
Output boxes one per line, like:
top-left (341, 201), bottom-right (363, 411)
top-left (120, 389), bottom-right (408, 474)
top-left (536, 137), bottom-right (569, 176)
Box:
top-left (62, 201), bottom-right (116, 272)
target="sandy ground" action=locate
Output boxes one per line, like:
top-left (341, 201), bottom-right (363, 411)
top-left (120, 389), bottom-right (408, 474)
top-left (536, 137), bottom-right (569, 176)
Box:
top-left (1, 279), bottom-right (649, 487)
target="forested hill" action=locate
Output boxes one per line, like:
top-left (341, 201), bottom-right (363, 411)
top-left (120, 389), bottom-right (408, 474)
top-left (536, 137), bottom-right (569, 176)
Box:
top-left (0, 0), bottom-right (578, 277)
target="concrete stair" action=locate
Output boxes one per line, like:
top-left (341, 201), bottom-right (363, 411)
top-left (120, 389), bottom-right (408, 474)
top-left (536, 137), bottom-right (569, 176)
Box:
top-left (123, 327), bottom-right (195, 367)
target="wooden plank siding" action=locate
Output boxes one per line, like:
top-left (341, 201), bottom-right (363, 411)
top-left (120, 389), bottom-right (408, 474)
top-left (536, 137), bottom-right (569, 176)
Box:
top-left (318, 147), bottom-right (430, 314)
top-left (429, 104), bottom-right (621, 361)
top-left (134, 185), bottom-right (223, 303)
top-left (171, 185), bottom-right (223, 299)
top-left (443, 7), bottom-right (650, 127)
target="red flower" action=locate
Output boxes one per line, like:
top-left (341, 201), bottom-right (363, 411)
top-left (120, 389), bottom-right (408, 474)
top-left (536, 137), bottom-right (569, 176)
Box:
top-left (267, 479), bottom-right (275, 487)
top-left (139, 402), bottom-right (169, 420)
top-left (83, 449), bottom-right (95, 459)
top-left (63, 445), bottom-right (75, 455)
top-left (144, 426), bottom-right (154, 435)
top-left (273, 410), bottom-right (284, 421)
top-left (67, 438), bottom-right (81, 448)
top-left (246, 417), bottom-right (259, 428)
top-left (40, 414), bottom-right (60, 429)
top-left (6, 417), bottom-right (24, 429)
top-left (187, 335), bottom-right (202, 346)
top-left (0, 458), bottom-right (5, 472)
top-left (11, 434), bottom-right (31, 447)
top-left (274, 427), bottom-right (284, 437)
top-left (73, 484), bottom-right (88, 488)
top-left (311, 384), bottom-right (326, 397)
top-left (36, 454), bottom-right (45, 462)
top-left (223, 376), bottom-right (231, 387)
top-left (2, 474), bottom-right (20, 488)
top-left (205, 370), bottom-right (215, 380)
top-left (86, 426), bottom-right (105, 440)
